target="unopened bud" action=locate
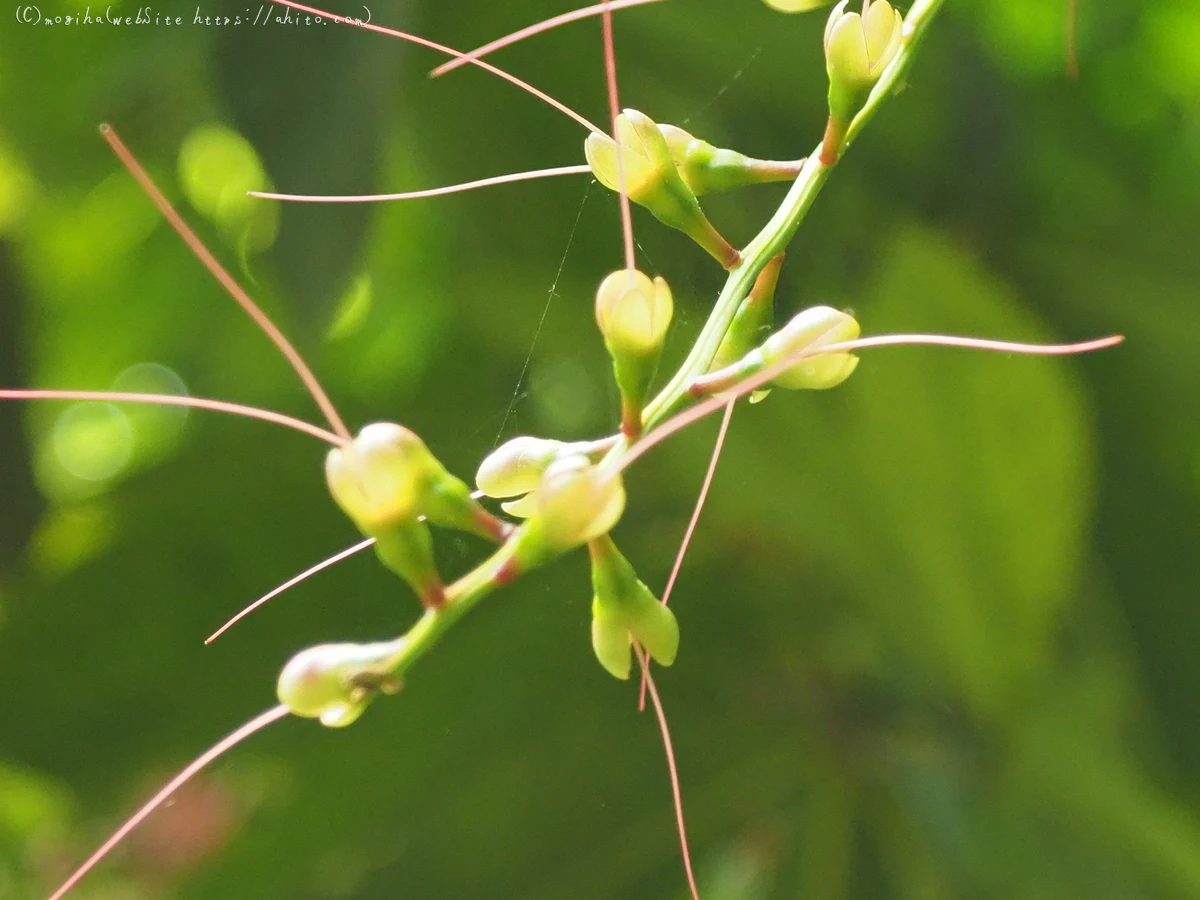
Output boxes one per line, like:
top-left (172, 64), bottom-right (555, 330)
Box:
top-left (476, 436), bottom-right (571, 500)
top-left (589, 536), bottom-right (679, 680)
top-left (596, 269), bottom-right (673, 359)
top-left (690, 304), bottom-right (860, 396)
top-left (825, 0), bottom-right (902, 137)
top-left (761, 0), bottom-right (836, 10)
top-left (515, 456), bottom-right (625, 565)
top-left (585, 110), bottom-right (739, 268)
top-left (277, 640), bottom-right (403, 727)
top-left (595, 268), bottom-right (674, 437)
top-left (325, 423), bottom-right (433, 534)
top-left (762, 305), bottom-right (860, 390)
top-left (329, 423), bottom-right (509, 546)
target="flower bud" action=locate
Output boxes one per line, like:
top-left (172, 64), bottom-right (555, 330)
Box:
top-left (761, 0), bottom-right (836, 11)
top-left (325, 422), bottom-right (433, 534)
top-left (588, 536), bottom-right (679, 680)
top-left (500, 491), bottom-right (539, 519)
top-left (762, 305), bottom-right (860, 390)
top-left (595, 268), bottom-right (674, 437)
top-left (657, 124), bottom-right (804, 196)
top-left (822, 1), bottom-right (904, 162)
top-left (690, 304), bottom-right (860, 396)
top-left (328, 423), bottom-right (510, 545)
top-left (595, 268), bottom-right (674, 359)
top-left (277, 640), bottom-right (403, 727)
top-left (476, 436), bottom-right (568, 499)
top-left (514, 456), bottom-right (626, 567)
top-left (585, 110), bottom-right (739, 268)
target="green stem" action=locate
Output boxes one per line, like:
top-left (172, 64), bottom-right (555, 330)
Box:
top-left (639, 0), bottom-right (947, 431)
top-left (330, 0), bottom-right (950, 698)
top-left (382, 538), bottom-right (519, 676)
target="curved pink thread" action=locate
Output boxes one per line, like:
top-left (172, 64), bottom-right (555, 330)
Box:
top-left (635, 646), bottom-right (701, 900)
top-left (269, 0), bottom-right (603, 134)
top-left (639, 398), bottom-right (734, 711)
top-left (249, 165), bottom-right (591, 204)
top-left (206, 538), bottom-right (376, 643)
top-left (619, 333), bottom-right (1125, 473)
top-left (46, 705), bottom-right (291, 900)
top-left (600, 0), bottom-right (637, 271)
top-left (430, 0), bottom-right (668, 77)
top-left (100, 125), bottom-right (351, 442)
top-left (0, 389), bottom-right (347, 446)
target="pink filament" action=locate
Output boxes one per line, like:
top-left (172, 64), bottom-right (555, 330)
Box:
top-left (46, 705), bottom-right (291, 900)
top-left (620, 333), bottom-right (1125, 473)
top-left (0, 389), bottom-right (347, 446)
top-left (206, 538), bottom-right (376, 643)
top-left (639, 398), bottom-right (734, 711)
top-left (249, 165), bottom-right (591, 204)
top-left (430, 0), bottom-right (668, 77)
top-left (269, 0), bottom-right (603, 134)
top-left (600, 0), bottom-right (637, 271)
top-left (99, 125), bottom-right (351, 443)
top-left (635, 646), bottom-right (701, 900)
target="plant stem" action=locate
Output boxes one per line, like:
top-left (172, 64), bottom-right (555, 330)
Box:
top-left (383, 539), bottom-right (520, 676)
top-left (640, 0), bottom-right (947, 431)
top-left (366, 0), bottom-right (952, 691)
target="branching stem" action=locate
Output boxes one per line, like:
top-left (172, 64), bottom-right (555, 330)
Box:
top-left (640, 0), bottom-right (948, 431)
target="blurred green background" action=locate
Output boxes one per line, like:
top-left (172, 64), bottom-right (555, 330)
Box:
top-left (2, 0), bottom-right (1200, 897)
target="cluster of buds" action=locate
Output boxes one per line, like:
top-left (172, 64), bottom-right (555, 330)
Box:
top-left (594, 268), bottom-right (674, 437)
top-left (475, 438), bottom-right (627, 569)
top-left (690, 305), bottom-right (861, 396)
top-left (507, 455), bottom-right (627, 570)
top-left (326, 423), bottom-right (511, 606)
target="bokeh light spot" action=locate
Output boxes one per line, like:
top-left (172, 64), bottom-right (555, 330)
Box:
top-left (52, 402), bottom-right (133, 482)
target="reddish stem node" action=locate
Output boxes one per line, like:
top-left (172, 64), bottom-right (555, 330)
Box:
top-left (820, 117), bottom-right (846, 167)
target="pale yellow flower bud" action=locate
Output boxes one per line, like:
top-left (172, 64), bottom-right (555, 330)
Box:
top-left (762, 305), bottom-right (861, 390)
top-left (595, 269), bottom-right (674, 359)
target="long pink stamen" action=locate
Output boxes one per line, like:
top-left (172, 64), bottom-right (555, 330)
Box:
top-left (0, 389), bottom-right (347, 446)
top-left (206, 538), bottom-right (376, 644)
top-left (46, 705), bottom-right (291, 900)
top-left (269, 0), bottom-right (603, 134)
top-left (99, 125), bottom-right (351, 443)
top-left (638, 399), bottom-right (734, 711)
top-left (635, 646), bottom-right (701, 900)
top-left (249, 165), bottom-right (591, 204)
top-left (430, 0), bottom-right (668, 78)
top-left (600, 0), bottom-right (637, 271)
top-left (619, 333), bottom-right (1124, 472)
